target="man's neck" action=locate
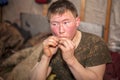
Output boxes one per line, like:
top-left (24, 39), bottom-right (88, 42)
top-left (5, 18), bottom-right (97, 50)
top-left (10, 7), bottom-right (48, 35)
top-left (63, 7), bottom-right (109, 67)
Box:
top-left (72, 30), bottom-right (82, 49)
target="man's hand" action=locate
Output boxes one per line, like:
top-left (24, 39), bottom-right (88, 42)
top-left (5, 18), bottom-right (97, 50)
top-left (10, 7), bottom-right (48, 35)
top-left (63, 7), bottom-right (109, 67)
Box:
top-left (43, 36), bottom-right (59, 58)
top-left (43, 36), bottom-right (76, 64)
top-left (58, 38), bottom-right (76, 63)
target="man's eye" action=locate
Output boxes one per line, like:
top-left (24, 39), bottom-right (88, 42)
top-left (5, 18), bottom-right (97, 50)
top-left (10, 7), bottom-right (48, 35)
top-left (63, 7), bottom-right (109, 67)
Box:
top-left (51, 23), bottom-right (58, 26)
top-left (64, 21), bottom-right (69, 24)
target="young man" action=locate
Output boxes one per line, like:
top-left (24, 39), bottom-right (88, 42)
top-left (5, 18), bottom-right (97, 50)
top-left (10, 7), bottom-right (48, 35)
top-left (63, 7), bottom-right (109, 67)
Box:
top-left (30, 0), bottom-right (111, 80)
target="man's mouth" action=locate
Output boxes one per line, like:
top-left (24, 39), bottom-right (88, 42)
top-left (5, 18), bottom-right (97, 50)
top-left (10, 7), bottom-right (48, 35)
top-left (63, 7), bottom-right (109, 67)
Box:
top-left (58, 35), bottom-right (67, 38)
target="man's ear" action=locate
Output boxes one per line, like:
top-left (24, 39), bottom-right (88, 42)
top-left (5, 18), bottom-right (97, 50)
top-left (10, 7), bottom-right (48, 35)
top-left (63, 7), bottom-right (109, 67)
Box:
top-left (75, 17), bottom-right (80, 28)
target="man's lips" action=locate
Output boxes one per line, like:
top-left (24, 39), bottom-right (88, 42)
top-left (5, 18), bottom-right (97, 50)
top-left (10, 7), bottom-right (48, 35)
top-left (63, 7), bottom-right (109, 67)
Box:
top-left (58, 35), bottom-right (67, 38)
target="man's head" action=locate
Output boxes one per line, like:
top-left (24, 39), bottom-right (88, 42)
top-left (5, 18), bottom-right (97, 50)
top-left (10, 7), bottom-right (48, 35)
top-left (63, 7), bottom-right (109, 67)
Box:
top-left (47, 0), bottom-right (78, 20)
top-left (47, 0), bottom-right (80, 40)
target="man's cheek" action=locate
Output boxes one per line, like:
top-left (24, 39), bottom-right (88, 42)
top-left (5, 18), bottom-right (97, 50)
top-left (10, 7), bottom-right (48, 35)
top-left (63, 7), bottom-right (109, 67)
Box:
top-left (51, 28), bottom-right (58, 35)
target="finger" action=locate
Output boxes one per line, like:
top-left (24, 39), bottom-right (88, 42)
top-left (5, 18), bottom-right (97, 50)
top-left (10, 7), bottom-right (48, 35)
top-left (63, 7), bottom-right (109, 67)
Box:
top-left (58, 39), bottom-right (68, 51)
top-left (49, 36), bottom-right (59, 42)
top-left (49, 36), bottom-right (59, 43)
top-left (59, 38), bottom-right (75, 49)
top-left (58, 43), bottom-right (65, 50)
top-left (44, 37), bottom-right (59, 47)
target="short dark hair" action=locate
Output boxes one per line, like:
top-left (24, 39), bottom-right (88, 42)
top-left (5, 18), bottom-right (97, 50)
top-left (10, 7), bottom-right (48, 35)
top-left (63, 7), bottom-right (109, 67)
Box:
top-left (47, 0), bottom-right (78, 20)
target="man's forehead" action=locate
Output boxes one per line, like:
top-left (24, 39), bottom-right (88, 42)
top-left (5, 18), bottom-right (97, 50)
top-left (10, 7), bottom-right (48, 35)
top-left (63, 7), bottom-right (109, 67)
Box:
top-left (50, 11), bottom-right (74, 21)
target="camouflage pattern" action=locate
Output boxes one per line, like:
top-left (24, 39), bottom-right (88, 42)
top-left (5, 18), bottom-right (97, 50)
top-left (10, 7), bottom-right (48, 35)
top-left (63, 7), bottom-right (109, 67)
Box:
top-left (48, 32), bottom-right (112, 80)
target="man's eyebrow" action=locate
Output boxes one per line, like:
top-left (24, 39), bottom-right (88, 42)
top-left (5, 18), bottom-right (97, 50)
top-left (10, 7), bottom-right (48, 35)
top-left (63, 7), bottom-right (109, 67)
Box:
top-left (50, 21), bottom-right (58, 23)
top-left (63, 19), bottom-right (70, 21)
top-left (50, 19), bottom-right (71, 23)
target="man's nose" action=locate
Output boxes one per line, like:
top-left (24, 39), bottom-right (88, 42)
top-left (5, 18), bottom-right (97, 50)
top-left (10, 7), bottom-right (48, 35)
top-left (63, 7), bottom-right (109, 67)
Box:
top-left (59, 24), bottom-right (65, 34)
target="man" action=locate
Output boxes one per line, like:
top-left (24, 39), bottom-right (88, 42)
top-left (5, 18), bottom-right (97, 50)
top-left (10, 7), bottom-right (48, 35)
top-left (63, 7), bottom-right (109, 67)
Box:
top-left (30, 0), bottom-right (112, 80)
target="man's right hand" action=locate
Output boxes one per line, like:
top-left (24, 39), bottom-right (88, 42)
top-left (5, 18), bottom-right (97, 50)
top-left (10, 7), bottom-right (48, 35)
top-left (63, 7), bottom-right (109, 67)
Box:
top-left (43, 36), bottom-right (59, 58)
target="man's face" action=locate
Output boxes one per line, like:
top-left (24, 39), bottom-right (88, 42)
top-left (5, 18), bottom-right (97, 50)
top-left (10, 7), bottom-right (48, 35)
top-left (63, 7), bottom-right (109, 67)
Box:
top-left (49, 11), bottom-right (80, 40)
